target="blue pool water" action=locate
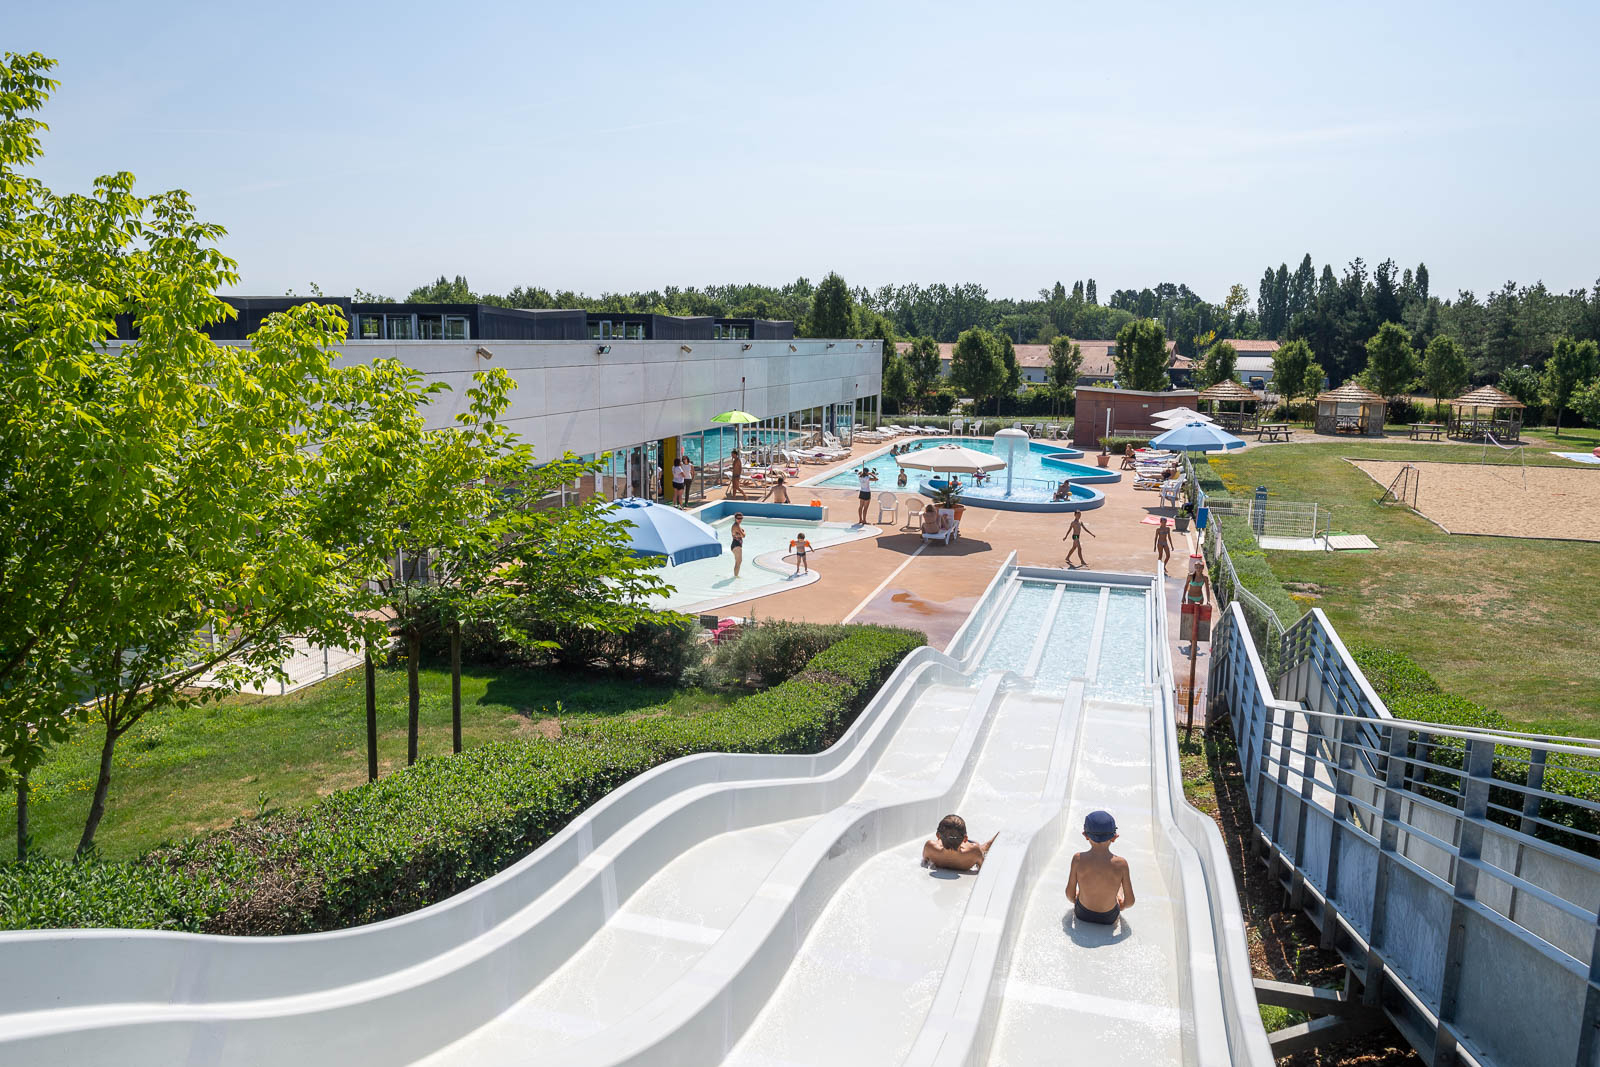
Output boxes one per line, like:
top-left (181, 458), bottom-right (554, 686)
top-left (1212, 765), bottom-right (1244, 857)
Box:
top-left (680, 427), bottom-right (806, 468)
top-left (974, 581), bottom-right (1059, 677)
top-left (814, 438), bottom-right (1111, 502)
top-left (1033, 588), bottom-right (1103, 691)
top-left (1090, 589), bottom-right (1150, 703)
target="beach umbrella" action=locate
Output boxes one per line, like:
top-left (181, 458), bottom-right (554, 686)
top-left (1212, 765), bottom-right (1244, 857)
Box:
top-left (1149, 421), bottom-right (1247, 452)
top-left (895, 443), bottom-right (1007, 475)
top-left (1151, 407), bottom-right (1213, 424)
top-left (599, 498), bottom-right (723, 565)
top-left (711, 409), bottom-right (760, 456)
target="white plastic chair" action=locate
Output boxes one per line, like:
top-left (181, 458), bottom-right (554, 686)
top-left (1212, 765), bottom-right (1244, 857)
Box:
top-left (876, 492), bottom-right (898, 524)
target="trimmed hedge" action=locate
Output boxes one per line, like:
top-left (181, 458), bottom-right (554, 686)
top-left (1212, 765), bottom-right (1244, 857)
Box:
top-left (1349, 642), bottom-right (1600, 852)
top-left (0, 625), bottom-right (925, 934)
top-left (1098, 435), bottom-right (1152, 455)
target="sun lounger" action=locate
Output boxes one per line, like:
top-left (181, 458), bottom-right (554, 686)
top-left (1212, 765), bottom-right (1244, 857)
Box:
top-left (921, 523), bottom-right (957, 545)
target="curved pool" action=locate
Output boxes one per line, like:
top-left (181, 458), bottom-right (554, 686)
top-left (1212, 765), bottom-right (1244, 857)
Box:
top-left (802, 436), bottom-right (1118, 511)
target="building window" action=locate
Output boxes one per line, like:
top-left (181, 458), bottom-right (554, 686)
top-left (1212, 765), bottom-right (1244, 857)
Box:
top-left (417, 315), bottom-right (443, 340)
top-left (444, 315), bottom-right (469, 340)
top-left (354, 314), bottom-right (383, 339)
top-left (713, 323), bottom-right (751, 340)
top-left (386, 314), bottom-right (415, 340)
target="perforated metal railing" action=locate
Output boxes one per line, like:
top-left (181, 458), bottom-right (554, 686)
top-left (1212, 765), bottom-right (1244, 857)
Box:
top-left (1210, 603), bottom-right (1600, 1067)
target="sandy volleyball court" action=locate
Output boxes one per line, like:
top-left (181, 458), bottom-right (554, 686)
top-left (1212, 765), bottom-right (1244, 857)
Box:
top-left (1350, 459), bottom-right (1600, 541)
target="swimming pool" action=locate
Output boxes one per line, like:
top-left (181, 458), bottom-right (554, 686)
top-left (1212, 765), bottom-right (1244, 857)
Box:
top-left (803, 437), bottom-right (1117, 510)
top-left (641, 516), bottom-right (875, 614)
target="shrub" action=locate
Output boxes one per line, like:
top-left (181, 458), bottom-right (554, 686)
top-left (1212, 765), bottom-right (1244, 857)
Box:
top-left (1386, 396), bottom-right (1424, 424)
top-left (1098, 435), bottom-right (1152, 455)
top-left (1348, 642), bottom-right (1600, 851)
top-left (710, 620), bottom-right (857, 688)
top-left (0, 854), bottom-right (242, 932)
top-left (1, 625), bottom-right (926, 934)
top-left (926, 391), bottom-right (957, 416)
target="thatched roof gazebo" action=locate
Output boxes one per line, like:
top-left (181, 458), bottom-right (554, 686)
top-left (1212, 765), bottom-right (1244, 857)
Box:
top-left (1315, 382), bottom-right (1385, 436)
top-left (1198, 379), bottom-right (1261, 431)
top-left (1449, 385), bottom-right (1524, 442)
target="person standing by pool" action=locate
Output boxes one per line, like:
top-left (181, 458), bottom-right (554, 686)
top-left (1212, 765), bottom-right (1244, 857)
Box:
top-left (671, 455), bottom-right (687, 506)
top-left (856, 466), bottom-right (878, 525)
top-left (789, 531), bottom-right (811, 574)
top-left (762, 474), bottom-right (790, 503)
top-left (1184, 559), bottom-right (1208, 607)
top-left (729, 449), bottom-right (744, 499)
top-left (1063, 512), bottom-right (1095, 568)
top-left (1153, 519), bottom-right (1173, 572)
top-left (730, 513), bottom-right (746, 578)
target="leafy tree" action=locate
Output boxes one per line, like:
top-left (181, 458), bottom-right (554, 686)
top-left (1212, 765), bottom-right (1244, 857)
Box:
top-left (1363, 322), bottom-right (1418, 399)
top-left (855, 307), bottom-right (897, 373)
top-left (1084, 279), bottom-right (1097, 305)
top-left (1499, 364), bottom-right (1545, 422)
top-left (809, 272), bottom-right (854, 338)
top-left (998, 332), bottom-right (1022, 402)
top-left (407, 274), bottom-right (474, 302)
top-left (1303, 361), bottom-right (1327, 403)
top-left (906, 336), bottom-right (943, 409)
top-left (1195, 341), bottom-right (1239, 389)
top-left (1420, 335), bottom-right (1470, 418)
top-left (1271, 339), bottom-right (1314, 405)
top-left (0, 54), bottom-right (473, 854)
top-left (949, 328), bottom-right (1006, 413)
top-left (1572, 376), bottom-right (1600, 429)
top-left (1542, 336), bottom-right (1600, 435)
top-left (1047, 336), bottom-right (1082, 416)
top-left (882, 354), bottom-right (913, 411)
top-left (1113, 319), bottom-right (1171, 391)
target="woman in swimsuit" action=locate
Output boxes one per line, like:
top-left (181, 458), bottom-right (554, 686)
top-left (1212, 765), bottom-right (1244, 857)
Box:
top-left (730, 513), bottom-right (745, 578)
top-left (1153, 520), bottom-right (1173, 571)
top-left (1184, 561), bottom-right (1208, 606)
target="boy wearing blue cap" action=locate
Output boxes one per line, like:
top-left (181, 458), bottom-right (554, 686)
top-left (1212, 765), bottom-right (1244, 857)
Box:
top-left (1066, 810), bottom-right (1135, 925)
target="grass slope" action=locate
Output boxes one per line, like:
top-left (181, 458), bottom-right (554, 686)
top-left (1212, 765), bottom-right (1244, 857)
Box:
top-left (7, 665), bottom-right (734, 861)
top-left (1209, 440), bottom-right (1600, 734)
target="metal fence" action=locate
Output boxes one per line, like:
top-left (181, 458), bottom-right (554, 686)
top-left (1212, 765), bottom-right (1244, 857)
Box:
top-left (1202, 496), bottom-right (1326, 542)
top-left (1208, 603), bottom-right (1600, 1067)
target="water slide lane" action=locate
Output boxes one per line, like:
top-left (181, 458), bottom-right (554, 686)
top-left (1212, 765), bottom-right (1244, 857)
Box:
top-left (985, 699), bottom-right (1185, 1066)
top-left (720, 690), bottom-right (1069, 1067)
top-left (415, 682), bottom-right (982, 1061)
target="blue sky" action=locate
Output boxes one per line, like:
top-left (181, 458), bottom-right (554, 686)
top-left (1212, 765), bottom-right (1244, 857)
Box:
top-left (14, 0), bottom-right (1599, 303)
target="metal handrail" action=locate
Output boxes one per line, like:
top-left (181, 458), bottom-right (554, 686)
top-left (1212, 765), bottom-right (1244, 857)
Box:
top-left (1210, 601), bottom-right (1600, 1067)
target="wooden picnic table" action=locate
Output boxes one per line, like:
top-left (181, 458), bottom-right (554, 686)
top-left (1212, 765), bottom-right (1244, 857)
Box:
top-left (1256, 423), bottom-right (1292, 442)
top-left (1409, 422), bottom-right (1445, 441)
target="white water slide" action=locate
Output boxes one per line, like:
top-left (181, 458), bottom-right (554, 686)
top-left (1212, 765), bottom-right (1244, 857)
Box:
top-left (0, 560), bottom-right (1271, 1066)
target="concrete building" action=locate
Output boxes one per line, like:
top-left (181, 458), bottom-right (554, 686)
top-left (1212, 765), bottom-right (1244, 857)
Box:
top-left (115, 298), bottom-right (882, 503)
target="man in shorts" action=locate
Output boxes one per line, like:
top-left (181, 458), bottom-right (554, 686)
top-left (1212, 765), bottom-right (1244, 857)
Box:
top-left (922, 814), bottom-right (997, 871)
top-left (1065, 810), bottom-right (1135, 925)
top-left (856, 466), bottom-right (878, 524)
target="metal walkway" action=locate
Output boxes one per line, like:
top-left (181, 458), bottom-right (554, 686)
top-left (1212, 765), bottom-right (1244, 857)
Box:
top-left (1208, 603), bottom-right (1600, 1067)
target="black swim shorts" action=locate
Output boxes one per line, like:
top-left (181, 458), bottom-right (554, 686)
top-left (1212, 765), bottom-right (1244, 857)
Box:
top-left (1074, 898), bottom-right (1120, 926)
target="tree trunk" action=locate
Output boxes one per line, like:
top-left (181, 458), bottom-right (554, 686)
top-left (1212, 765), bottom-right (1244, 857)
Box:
top-left (16, 774), bottom-right (28, 862)
top-left (451, 621), bottom-right (462, 755)
top-left (407, 629), bottom-right (421, 765)
top-left (365, 644), bottom-right (378, 782)
top-left (1554, 407), bottom-right (1562, 436)
top-left (77, 725), bottom-right (120, 856)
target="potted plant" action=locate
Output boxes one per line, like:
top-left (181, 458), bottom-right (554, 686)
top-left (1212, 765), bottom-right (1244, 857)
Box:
top-left (1174, 480), bottom-right (1194, 531)
top-left (1096, 438), bottom-right (1113, 468)
top-left (929, 479), bottom-right (965, 522)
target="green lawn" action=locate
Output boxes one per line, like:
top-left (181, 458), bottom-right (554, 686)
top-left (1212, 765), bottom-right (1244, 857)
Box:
top-left (7, 664), bottom-right (735, 861)
top-left (1209, 440), bottom-right (1600, 735)
top-left (1525, 425), bottom-right (1600, 451)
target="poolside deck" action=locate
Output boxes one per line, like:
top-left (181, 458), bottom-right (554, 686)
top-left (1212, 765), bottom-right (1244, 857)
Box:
top-left (698, 438), bottom-right (1207, 720)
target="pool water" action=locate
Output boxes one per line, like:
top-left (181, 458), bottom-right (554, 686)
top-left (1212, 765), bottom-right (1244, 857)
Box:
top-left (814, 438), bottom-right (1108, 502)
top-left (680, 427), bottom-right (808, 468)
top-left (642, 517), bottom-right (868, 613)
top-left (1089, 589), bottom-right (1150, 703)
top-left (973, 580), bottom-right (1149, 702)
